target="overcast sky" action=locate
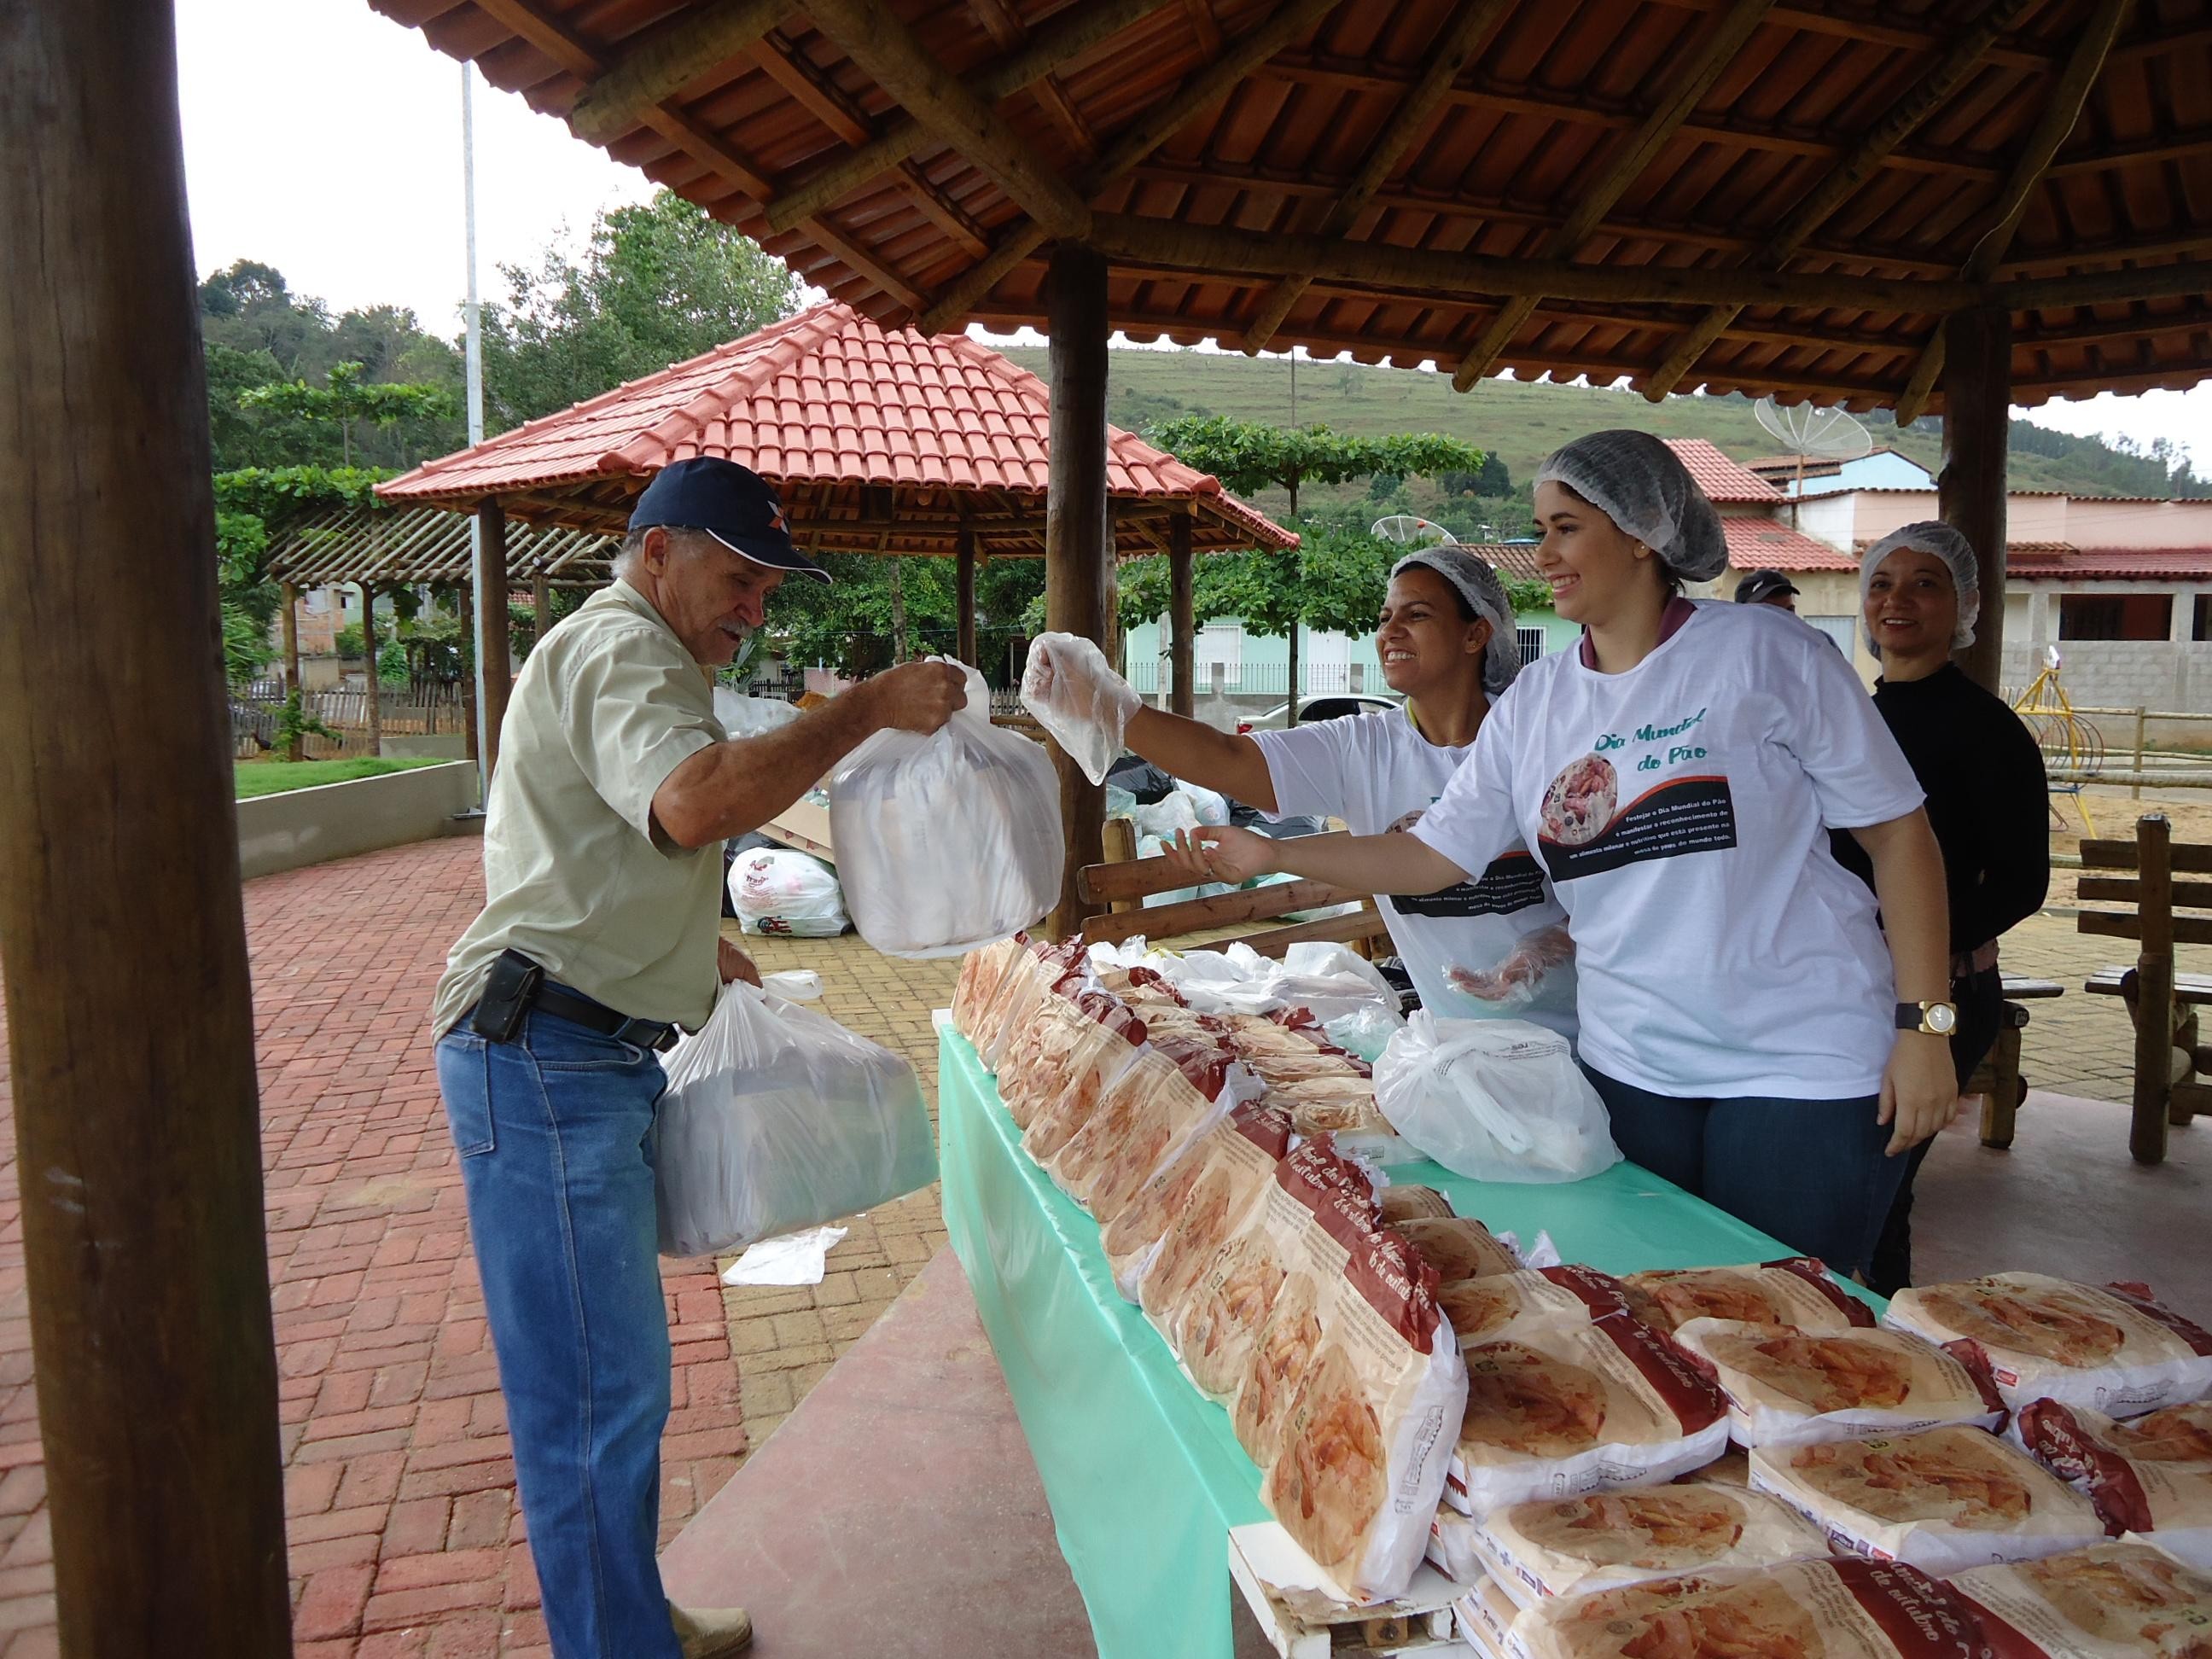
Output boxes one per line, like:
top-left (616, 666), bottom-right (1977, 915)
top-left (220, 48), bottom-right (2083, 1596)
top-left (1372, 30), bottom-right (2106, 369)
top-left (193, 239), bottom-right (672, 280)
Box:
top-left (177, 0), bottom-right (2211, 471)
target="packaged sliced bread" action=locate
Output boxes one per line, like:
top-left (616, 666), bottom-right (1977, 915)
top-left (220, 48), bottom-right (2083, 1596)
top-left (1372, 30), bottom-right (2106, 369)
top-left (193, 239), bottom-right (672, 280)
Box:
top-left (1750, 1424), bottom-right (2107, 1575)
top-left (951, 936), bottom-right (1022, 1041)
top-left (1097, 1097), bottom-right (1291, 1310)
top-left (1439, 1266), bottom-right (1632, 1349)
top-left (1947, 1539), bottom-right (2212, 1658)
top-left (1621, 1258), bottom-right (1877, 1335)
top-left (1674, 1319), bottom-right (2008, 1447)
top-left (1010, 992), bottom-right (1147, 1148)
top-left (1885, 1273), bottom-right (2212, 1418)
top-left (1043, 1034), bottom-right (1247, 1223)
top-left (1396, 1216), bottom-right (1524, 1284)
top-left (2018, 1398), bottom-right (2212, 1569)
top-left (1377, 1184), bottom-right (1455, 1224)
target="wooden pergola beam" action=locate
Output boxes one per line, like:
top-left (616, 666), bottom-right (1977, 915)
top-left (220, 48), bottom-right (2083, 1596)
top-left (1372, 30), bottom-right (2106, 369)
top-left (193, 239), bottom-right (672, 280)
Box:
top-left (1894, 0), bottom-right (2135, 424)
top-left (1640, 0), bottom-right (2040, 400)
top-left (1242, 0), bottom-right (1511, 352)
top-left (565, 0), bottom-right (788, 143)
top-left (762, 0), bottom-right (1170, 234)
top-left (1451, 0), bottom-right (1776, 389)
top-left (801, 0), bottom-right (1091, 241)
top-left (967, 0), bottom-right (1095, 158)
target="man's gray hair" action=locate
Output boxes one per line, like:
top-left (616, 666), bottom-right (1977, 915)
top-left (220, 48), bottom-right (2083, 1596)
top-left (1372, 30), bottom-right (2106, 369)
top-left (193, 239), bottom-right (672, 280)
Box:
top-left (613, 524), bottom-right (712, 577)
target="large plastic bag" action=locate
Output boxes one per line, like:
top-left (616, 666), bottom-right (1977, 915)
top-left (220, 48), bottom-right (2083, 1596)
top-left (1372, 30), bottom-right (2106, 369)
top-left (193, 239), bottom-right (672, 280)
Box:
top-left (713, 686), bottom-right (804, 738)
top-left (729, 847), bottom-right (848, 937)
top-left (1372, 1013), bottom-right (1621, 1183)
top-left (1019, 631), bottom-right (1140, 786)
top-left (652, 980), bottom-right (937, 1257)
top-left (830, 661), bottom-right (1062, 957)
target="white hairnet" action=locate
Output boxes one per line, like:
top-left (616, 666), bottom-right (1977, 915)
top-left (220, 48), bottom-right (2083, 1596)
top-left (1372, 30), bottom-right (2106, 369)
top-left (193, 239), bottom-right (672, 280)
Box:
top-left (1860, 521), bottom-right (1980, 650)
top-left (1534, 430), bottom-right (1730, 583)
top-left (1391, 548), bottom-right (1522, 695)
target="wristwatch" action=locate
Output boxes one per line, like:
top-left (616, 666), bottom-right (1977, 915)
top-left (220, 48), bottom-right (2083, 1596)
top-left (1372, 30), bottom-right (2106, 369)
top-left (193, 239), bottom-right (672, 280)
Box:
top-left (1896, 1000), bottom-right (1959, 1037)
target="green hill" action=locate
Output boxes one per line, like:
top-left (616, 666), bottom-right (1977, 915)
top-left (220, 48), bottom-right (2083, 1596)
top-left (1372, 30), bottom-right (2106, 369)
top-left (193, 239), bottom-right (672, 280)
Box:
top-left (996, 345), bottom-right (2199, 520)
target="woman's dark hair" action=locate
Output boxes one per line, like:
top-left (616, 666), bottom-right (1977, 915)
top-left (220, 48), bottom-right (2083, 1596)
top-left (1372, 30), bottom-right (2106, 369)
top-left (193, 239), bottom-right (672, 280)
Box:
top-left (1393, 560), bottom-right (1480, 623)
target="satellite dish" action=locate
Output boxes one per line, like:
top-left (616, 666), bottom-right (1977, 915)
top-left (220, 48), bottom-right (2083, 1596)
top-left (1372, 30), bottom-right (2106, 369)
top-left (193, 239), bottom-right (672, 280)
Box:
top-left (1754, 397), bottom-right (1873, 525)
top-left (1370, 514), bottom-right (1460, 547)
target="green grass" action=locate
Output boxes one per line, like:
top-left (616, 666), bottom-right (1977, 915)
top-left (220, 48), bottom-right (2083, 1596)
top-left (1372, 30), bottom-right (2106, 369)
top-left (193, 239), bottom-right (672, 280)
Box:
top-left (234, 756), bottom-right (448, 800)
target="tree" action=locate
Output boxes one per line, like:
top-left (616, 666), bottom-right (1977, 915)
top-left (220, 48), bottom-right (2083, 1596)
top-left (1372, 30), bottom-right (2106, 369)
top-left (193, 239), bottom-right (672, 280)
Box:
top-left (480, 190), bottom-right (802, 428)
top-left (241, 361), bottom-right (455, 466)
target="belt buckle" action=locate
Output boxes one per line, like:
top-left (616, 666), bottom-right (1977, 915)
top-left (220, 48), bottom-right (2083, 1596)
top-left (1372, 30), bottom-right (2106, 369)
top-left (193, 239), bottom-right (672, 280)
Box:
top-left (615, 1016), bottom-right (676, 1052)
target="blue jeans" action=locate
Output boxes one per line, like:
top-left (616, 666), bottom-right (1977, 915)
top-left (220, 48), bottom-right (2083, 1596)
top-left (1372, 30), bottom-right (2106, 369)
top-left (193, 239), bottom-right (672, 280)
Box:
top-left (436, 1007), bottom-right (681, 1659)
top-left (1584, 1068), bottom-right (1908, 1280)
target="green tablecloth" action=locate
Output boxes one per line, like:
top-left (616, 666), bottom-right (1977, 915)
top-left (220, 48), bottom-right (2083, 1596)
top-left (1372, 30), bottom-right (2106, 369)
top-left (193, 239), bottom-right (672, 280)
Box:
top-left (936, 1027), bottom-right (1879, 1659)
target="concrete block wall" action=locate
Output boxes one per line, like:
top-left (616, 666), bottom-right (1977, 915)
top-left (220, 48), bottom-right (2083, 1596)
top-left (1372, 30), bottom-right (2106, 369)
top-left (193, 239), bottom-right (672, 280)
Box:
top-left (2001, 641), bottom-right (2212, 717)
top-left (235, 760), bottom-right (482, 880)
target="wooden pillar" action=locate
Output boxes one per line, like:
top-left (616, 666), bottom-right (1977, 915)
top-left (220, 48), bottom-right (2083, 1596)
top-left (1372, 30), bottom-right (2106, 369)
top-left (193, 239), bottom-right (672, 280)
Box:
top-left (956, 527), bottom-right (979, 667)
top-left (474, 499), bottom-right (511, 784)
top-left (1938, 305), bottom-right (2011, 693)
top-left (457, 584), bottom-right (480, 765)
top-left (1168, 512), bottom-right (1196, 717)
top-left (1045, 242), bottom-right (1112, 939)
top-left (359, 581), bottom-right (383, 758)
top-left (0, 5), bottom-right (293, 1653)
top-left (280, 580), bottom-right (303, 760)
top-left (532, 572), bottom-right (553, 645)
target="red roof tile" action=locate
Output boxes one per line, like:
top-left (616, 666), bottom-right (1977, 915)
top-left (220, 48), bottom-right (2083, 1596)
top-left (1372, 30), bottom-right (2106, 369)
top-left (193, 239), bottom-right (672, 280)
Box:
top-left (1721, 519), bottom-right (1859, 571)
top-left (1662, 440), bottom-right (1784, 504)
top-left (1994, 547), bottom-right (2212, 580)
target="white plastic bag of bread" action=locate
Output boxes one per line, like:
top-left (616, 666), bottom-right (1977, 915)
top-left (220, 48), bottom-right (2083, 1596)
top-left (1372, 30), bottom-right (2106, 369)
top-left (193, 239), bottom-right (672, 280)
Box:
top-left (1672, 1320), bottom-right (2008, 1447)
top-left (1448, 1313), bottom-right (1730, 1518)
top-left (1005, 991), bottom-right (1148, 1142)
top-left (1042, 1033), bottom-right (1251, 1223)
top-left (2017, 1398), bottom-right (2212, 1569)
top-left (1498, 1557), bottom-right (1988, 1659)
top-left (1621, 1258), bottom-right (1878, 1336)
top-left (1470, 1483), bottom-right (1832, 1612)
top-left (1749, 1424), bottom-right (2107, 1575)
top-left (1439, 1266), bottom-right (1633, 1350)
top-left (1097, 1097), bottom-right (1292, 1307)
top-left (1254, 1202), bottom-right (1466, 1604)
top-left (1946, 1539), bottom-right (2212, 1658)
top-left (1884, 1273), bottom-right (2212, 1419)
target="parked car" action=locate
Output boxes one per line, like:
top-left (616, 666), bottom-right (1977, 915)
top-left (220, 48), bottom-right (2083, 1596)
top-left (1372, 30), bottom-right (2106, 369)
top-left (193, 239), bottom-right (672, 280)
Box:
top-left (1236, 693), bottom-right (1402, 733)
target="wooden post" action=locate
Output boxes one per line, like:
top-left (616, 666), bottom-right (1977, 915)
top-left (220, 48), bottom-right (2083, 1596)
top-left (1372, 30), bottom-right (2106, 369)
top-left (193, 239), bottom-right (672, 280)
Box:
top-left (0, 5), bottom-right (293, 1652)
top-left (1102, 817), bottom-right (1142, 914)
top-left (474, 498), bottom-right (511, 784)
top-left (359, 580), bottom-right (383, 758)
top-left (1169, 511), bottom-right (1196, 717)
top-left (956, 527), bottom-right (979, 667)
top-left (280, 580), bottom-right (303, 761)
top-left (457, 584), bottom-right (480, 765)
top-left (533, 571), bottom-right (554, 645)
top-left (1045, 242), bottom-right (1112, 939)
top-left (2133, 707), bottom-right (2148, 799)
top-left (1938, 306), bottom-right (2011, 693)
top-left (2132, 813), bottom-right (2174, 1165)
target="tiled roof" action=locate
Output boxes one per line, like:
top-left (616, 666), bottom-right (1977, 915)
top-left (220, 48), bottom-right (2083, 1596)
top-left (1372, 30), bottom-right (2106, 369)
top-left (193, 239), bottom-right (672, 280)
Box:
top-left (1455, 543), bottom-right (1545, 583)
top-left (1662, 440), bottom-right (1784, 504)
top-left (1721, 518), bottom-right (1859, 571)
top-left (1988, 547), bottom-right (2212, 580)
top-left (377, 303), bottom-right (1294, 557)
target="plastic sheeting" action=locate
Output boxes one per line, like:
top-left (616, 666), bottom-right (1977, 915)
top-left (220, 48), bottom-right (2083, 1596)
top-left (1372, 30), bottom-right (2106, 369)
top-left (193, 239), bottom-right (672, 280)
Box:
top-left (936, 1029), bottom-right (1879, 1659)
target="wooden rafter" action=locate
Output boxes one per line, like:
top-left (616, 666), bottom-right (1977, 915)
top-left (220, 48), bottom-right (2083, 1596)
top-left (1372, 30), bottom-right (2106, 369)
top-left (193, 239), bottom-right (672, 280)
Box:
top-left (1242, 0), bottom-right (1512, 352)
top-left (1450, 0), bottom-right (1776, 390)
top-left (1894, 0), bottom-right (2136, 424)
top-left (967, 0), bottom-right (1096, 158)
top-left (565, 0), bottom-right (787, 143)
top-left (1639, 0), bottom-right (2040, 402)
top-left (761, 0), bottom-right (1171, 235)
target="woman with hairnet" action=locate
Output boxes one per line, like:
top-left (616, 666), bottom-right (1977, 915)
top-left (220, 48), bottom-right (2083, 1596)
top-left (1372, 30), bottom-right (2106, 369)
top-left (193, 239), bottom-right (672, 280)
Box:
top-left (1832, 522), bottom-right (2048, 1295)
top-left (1021, 549), bottom-right (1578, 1037)
top-left (1167, 431), bottom-right (1958, 1280)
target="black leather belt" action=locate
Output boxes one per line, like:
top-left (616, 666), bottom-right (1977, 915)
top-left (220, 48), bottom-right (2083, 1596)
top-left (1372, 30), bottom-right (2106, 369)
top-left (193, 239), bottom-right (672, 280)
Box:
top-left (531, 981), bottom-right (681, 1051)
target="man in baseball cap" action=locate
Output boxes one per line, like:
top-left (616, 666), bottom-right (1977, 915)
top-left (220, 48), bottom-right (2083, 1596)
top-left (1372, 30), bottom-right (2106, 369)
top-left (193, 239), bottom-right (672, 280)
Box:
top-left (430, 456), bottom-right (964, 1657)
top-left (1732, 568), bottom-right (1801, 611)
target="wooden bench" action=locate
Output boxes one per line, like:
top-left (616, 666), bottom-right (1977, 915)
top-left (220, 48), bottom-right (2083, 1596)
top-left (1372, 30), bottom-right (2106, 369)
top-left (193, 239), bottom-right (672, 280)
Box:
top-left (1076, 823), bottom-right (1393, 958)
top-left (1964, 978), bottom-right (2064, 1150)
top-left (2077, 812), bottom-right (2210, 1164)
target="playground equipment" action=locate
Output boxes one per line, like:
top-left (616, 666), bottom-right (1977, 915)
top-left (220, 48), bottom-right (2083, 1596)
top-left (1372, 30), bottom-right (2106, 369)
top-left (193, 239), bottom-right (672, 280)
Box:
top-left (2011, 647), bottom-right (2105, 833)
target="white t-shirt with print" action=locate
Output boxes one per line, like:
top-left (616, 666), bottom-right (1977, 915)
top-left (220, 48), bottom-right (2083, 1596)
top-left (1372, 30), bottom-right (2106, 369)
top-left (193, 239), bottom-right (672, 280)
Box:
top-left (1251, 708), bottom-right (1578, 1039)
top-left (1410, 602), bottom-right (1924, 1099)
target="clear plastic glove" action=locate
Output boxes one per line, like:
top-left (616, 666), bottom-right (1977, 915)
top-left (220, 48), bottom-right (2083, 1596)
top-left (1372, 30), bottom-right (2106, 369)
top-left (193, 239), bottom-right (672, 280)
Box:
top-left (1446, 924), bottom-right (1574, 1009)
top-left (1020, 632), bottom-right (1141, 786)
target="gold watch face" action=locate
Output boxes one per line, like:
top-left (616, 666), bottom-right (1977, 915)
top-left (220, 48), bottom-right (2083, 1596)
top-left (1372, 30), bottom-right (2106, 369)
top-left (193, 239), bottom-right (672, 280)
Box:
top-left (1924, 1002), bottom-right (1958, 1035)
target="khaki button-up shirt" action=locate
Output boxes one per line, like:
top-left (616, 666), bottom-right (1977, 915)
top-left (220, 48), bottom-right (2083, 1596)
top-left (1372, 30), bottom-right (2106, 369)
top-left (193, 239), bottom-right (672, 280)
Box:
top-left (431, 579), bottom-right (725, 1037)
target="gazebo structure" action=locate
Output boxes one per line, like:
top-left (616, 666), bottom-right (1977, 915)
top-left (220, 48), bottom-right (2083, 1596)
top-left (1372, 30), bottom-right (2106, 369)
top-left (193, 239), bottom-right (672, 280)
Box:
top-left (6, 0), bottom-right (2212, 1650)
top-left (370, 300), bottom-right (1295, 783)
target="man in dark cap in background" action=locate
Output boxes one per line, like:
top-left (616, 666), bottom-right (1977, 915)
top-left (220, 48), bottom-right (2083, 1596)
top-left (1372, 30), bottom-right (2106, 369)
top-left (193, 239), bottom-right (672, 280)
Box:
top-left (429, 458), bottom-right (965, 1657)
top-left (1732, 568), bottom-right (1801, 611)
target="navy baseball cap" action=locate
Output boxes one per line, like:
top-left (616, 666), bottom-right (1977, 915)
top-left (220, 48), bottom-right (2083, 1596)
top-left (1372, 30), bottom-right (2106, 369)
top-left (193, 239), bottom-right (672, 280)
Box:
top-left (628, 457), bottom-right (830, 584)
top-left (1733, 568), bottom-right (1799, 604)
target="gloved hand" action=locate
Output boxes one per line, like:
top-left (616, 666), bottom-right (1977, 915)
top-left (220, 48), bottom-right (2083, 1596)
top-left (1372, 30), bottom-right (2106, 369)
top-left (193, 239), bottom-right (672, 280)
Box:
top-left (1447, 925), bottom-right (1574, 1009)
top-left (1020, 631), bottom-right (1142, 785)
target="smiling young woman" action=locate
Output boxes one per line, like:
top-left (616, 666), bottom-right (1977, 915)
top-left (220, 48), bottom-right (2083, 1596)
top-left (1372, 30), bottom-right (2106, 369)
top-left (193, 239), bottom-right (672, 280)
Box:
top-left (1170, 432), bottom-right (1960, 1283)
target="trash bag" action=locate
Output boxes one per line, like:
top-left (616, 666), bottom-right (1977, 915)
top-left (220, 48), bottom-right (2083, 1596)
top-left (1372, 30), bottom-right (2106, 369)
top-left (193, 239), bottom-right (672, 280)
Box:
top-left (1371, 1012), bottom-right (1621, 1183)
top-left (653, 980), bottom-right (938, 1257)
top-left (830, 660), bottom-right (1062, 958)
top-left (1105, 754), bottom-right (1178, 804)
top-left (713, 686), bottom-right (804, 738)
top-left (729, 847), bottom-right (848, 937)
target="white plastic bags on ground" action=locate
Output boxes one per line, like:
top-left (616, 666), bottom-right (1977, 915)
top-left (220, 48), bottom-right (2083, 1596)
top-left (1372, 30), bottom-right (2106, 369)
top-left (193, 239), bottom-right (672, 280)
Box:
top-left (713, 686), bottom-right (805, 738)
top-left (652, 980), bottom-right (936, 1258)
top-left (830, 661), bottom-right (1062, 958)
top-left (728, 847), bottom-right (848, 937)
top-left (1373, 1014), bottom-right (1620, 1183)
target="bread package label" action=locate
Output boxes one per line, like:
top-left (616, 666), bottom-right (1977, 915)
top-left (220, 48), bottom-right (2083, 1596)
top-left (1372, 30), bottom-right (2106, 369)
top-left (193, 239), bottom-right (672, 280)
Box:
top-left (1396, 1216), bottom-right (1524, 1284)
top-left (1448, 1314), bottom-right (1729, 1517)
top-left (1503, 1557), bottom-right (1988, 1659)
top-left (1947, 1539), bottom-right (2212, 1659)
top-left (1097, 1097), bottom-right (1290, 1310)
top-left (1674, 1319), bottom-right (2008, 1447)
top-left (1472, 1483), bottom-right (1833, 1610)
top-left (951, 936), bottom-right (1021, 1040)
top-left (1256, 1191), bottom-right (1466, 1605)
top-left (1455, 1573), bottom-right (1527, 1659)
top-left (1750, 1423), bottom-right (2108, 1576)
top-left (1439, 1266), bottom-right (1631, 1348)
top-left (1886, 1272), bottom-right (2212, 1417)
top-left (1045, 1033), bottom-right (1245, 1221)
top-left (1012, 993), bottom-right (1148, 1148)
top-left (1622, 1258), bottom-right (1877, 1335)
top-left (2018, 1398), bottom-right (2212, 1570)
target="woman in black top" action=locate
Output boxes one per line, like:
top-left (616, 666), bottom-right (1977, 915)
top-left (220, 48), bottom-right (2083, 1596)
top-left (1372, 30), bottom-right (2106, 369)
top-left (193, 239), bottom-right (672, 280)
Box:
top-left (1834, 521), bottom-right (2049, 1295)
